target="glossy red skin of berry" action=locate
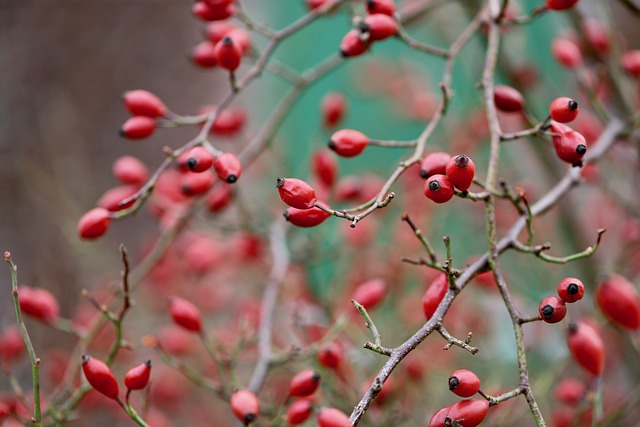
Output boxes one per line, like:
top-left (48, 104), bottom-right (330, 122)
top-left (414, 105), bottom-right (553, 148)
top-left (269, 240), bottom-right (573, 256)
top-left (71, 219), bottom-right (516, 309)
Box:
top-left (212, 107), bottom-right (247, 135)
top-left (445, 399), bottom-right (489, 427)
top-left (284, 204), bottom-right (331, 228)
top-left (448, 369), bottom-right (481, 398)
top-left (227, 28), bottom-right (252, 54)
top-left (286, 399), bottom-right (313, 425)
top-left (124, 360), bottom-right (152, 390)
top-left (546, 0), bottom-right (579, 10)
top-left (317, 342), bottom-right (343, 369)
top-left (552, 38), bottom-right (582, 68)
top-left (594, 275), bottom-right (640, 330)
top-left (567, 321), bottom-right (605, 376)
top-left (97, 185), bottom-right (138, 212)
top-left (230, 389), bottom-right (260, 425)
top-left (363, 14), bottom-right (397, 41)
top-left (317, 408), bottom-right (351, 427)
top-left (340, 29), bottom-right (370, 57)
top-left (206, 185), bottom-right (234, 212)
top-left (192, 1), bottom-right (234, 21)
top-left (321, 92), bottom-right (347, 128)
top-left (180, 169), bottom-right (215, 196)
top-left (428, 406), bottom-right (451, 427)
top-left (214, 152), bottom-right (242, 183)
top-left (112, 155), bottom-right (149, 186)
top-left (423, 174), bottom-right (454, 204)
top-left (214, 37), bottom-right (242, 71)
top-left (494, 85), bottom-right (525, 112)
top-left (550, 122), bottom-right (587, 166)
top-left (276, 177), bottom-right (318, 209)
top-left (420, 152), bottom-right (450, 178)
top-left (191, 41), bottom-right (218, 68)
top-left (422, 274), bottom-right (448, 319)
top-left (311, 149), bottom-right (338, 188)
top-left (19, 286), bottom-right (59, 324)
top-left (367, 0), bottom-right (396, 16)
top-left (554, 378), bottom-right (585, 405)
top-left (550, 97), bottom-right (579, 123)
top-left (121, 90), bottom-right (166, 118)
top-left (81, 354), bottom-right (119, 399)
top-left (557, 277), bottom-right (585, 303)
top-left (539, 295), bottom-right (567, 324)
top-left (352, 279), bottom-right (387, 310)
top-left (78, 207), bottom-right (111, 240)
top-left (328, 129), bottom-right (369, 157)
top-left (120, 116), bottom-right (156, 139)
top-left (180, 147), bottom-right (214, 173)
top-left (204, 21), bottom-right (236, 43)
top-left (445, 154), bottom-right (475, 191)
top-left (289, 370), bottom-right (321, 397)
top-left (622, 50), bottom-right (640, 76)
top-left (169, 297), bottom-right (203, 333)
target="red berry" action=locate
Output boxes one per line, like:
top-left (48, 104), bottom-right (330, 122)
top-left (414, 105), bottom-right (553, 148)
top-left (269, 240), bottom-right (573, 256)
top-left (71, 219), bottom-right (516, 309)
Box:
top-left (286, 399), bottom-right (313, 425)
top-left (227, 28), bottom-right (252, 55)
top-left (18, 286), bottom-right (59, 324)
top-left (289, 370), bottom-right (321, 397)
top-left (317, 342), bottom-right (343, 369)
top-left (494, 85), bottom-right (525, 112)
top-left (428, 406), bottom-right (451, 427)
top-left (211, 107), bottom-right (247, 135)
top-left (362, 14), bottom-right (397, 41)
top-left (351, 279), bottom-right (387, 310)
top-left (192, 1), bottom-right (234, 21)
top-left (420, 152), bottom-right (451, 178)
top-left (366, 0), bottom-right (396, 16)
top-left (204, 21), bottom-right (236, 43)
top-left (539, 296), bottom-right (567, 324)
top-left (0, 326), bottom-right (25, 361)
top-left (554, 378), bottom-right (585, 405)
top-left (191, 41), bottom-right (218, 68)
top-left (276, 177), bottom-right (318, 209)
top-left (180, 169), bottom-right (215, 196)
top-left (546, 0), bottom-right (579, 10)
top-left (550, 97), bottom-right (579, 123)
top-left (230, 389), bottom-right (260, 425)
top-left (594, 275), bottom-right (640, 330)
top-left (214, 152), bottom-right (242, 183)
top-left (112, 155), bottom-right (149, 186)
top-left (121, 90), bottom-right (166, 118)
top-left (311, 149), bottom-right (338, 188)
top-left (81, 354), bottom-right (119, 399)
top-left (169, 297), bottom-right (202, 333)
top-left (445, 154), bottom-right (475, 191)
top-left (423, 174), bottom-right (454, 204)
top-left (448, 369), bottom-right (481, 398)
top-left (550, 122), bottom-right (587, 166)
top-left (206, 185), bottom-right (234, 212)
top-left (124, 360), bottom-right (152, 390)
top-left (78, 207), bottom-right (111, 240)
top-left (120, 116), bottom-right (156, 139)
top-left (317, 408), bottom-right (351, 427)
top-left (340, 30), bottom-right (370, 57)
top-left (445, 399), bottom-right (489, 427)
top-left (214, 36), bottom-right (242, 71)
top-left (622, 50), bottom-right (640, 77)
top-left (97, 185), bottom-right (137, 212)
top-left (422, 274), bottom-right (448, 319)
top-left (552, 38), bottom-right (582, 68)
top-left (180, 147), bottom-right (214, 173)
top-left (284, 204), bottom-right (331, 228)
top-left (328, 129), bottom-right (369, 157)
top-left (306, 0), bottom-right (329, 9)
top-left (557, 277), bottom-right (585, 303)
top-left (583, 20), bottom-right (610, 55)
top-left (567, 321), bottom-right (605, 376)
top-left (321, 92), bottom-right (347, 128)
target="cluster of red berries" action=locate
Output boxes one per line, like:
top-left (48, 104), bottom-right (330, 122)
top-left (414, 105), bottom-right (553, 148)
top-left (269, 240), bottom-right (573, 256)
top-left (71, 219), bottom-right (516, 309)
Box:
top-left (422, 153), bottom-right (476, 203)
top-left (82, 354), bottom-right (151, 400)
top-left (537, 277), bottom-right (585, 324)
top-left (428, 369), bottom-right (489, 427)
top-left (339, 0), bottom-right (397, 57)
top-left (191, 21), bottom-right (250, 71)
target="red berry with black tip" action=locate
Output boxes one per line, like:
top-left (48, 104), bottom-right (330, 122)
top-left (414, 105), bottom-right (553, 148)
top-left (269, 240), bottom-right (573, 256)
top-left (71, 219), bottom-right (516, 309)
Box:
top-left (125, 360), bottom-right (152, 390)
top-left (318, 342), bottom-right (343, 369)
top-left (120, 116), bottom-right (156, 139)
top-left (445, 154), bottom-right (475, 191)
top-left (550, 122), bottom-right (587, 166)
top-left (328, 129), bottom-right (369, 157)
top-left (594, 275), bottom-right (640, 330)
top-left (276, 177), bottom-right (317, 209)
top-left (78, 208), bottom-right (111, 240)
top-left (317, 408), bottom-right (351, 427)
top-left (550, 97), bottom-right (579, 123)
top-left (367, 0), bottom-right (396, 16)
top-left (81, 354), bottom-right (119, 399)
top-left (287, 399), bottom-right (313, 425)
top-left (230, 389), bottom-right (260, 425)
top-left (423, 174), bottom-right (454, 204)
top-left (362, 14), bottom-right (397, 41)
top-left (494, 85), bottom-right (525, 112)
top-left (289, 370), bottom-right (321, 397)
top-left (420, 152), bottom-right (450, 178)
top-left (567, 321), bottom-right (605, 375)
top-left (445, 399), bottom-right (489, 427)
top-left (214, 36), bottom-right (242, 71)
top-left (539, 296), bottom-right (567, 323)
top-left (557, 277), bottom-right (585, 303)
top-left (448, 369), bottom-right (481, 398)
top-left (214, 152), bottom-right (242, 183)
top-left (428, 406), bottom-right (451, 427)
top-left (181, 147), bottom-right (214, 173)
top-left (284, 204), bottom-right (331, 228)
top-left (122, 90), bottom-right (167, 118)
top-left (622, 50), bottom-right (640, 76)
top-left (340, 30), bottom-right (369, 57)
top-left (169, 297), bottom-right (202, 333)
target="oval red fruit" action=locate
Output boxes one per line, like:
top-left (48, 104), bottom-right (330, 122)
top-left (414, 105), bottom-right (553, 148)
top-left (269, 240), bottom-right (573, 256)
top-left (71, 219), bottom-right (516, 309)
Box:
top-left (557, 277), bottom-right (585, 303)
top-left (445, 154), bottom-right (475, 191)
top-left (230, 389), bottom-right (260, 425)
top-left (180, 169), bottom-right (215, 196)
top-left (321, 92), bottom-right (347, 128)
top-left (81, 354), bottom-right (119, 399)
top-left (97, 185), bottom-right (137, 212)
top-left (214, 36), bottom-right (242, 71)
top-left (420, 152), bottom-right (450, 178)
top-left (318, 342), bottom-right (343, 369)
top-left (351, 279), bottom-right (387, 310)
top-left (120, 116), bottom-right (156, 139)
top-left (214, 152), bottom-right (242, 183)
top-left (448, 369), bottom-right (481, 398)
top-left (284, 205), bottom-right (331, 228)
top-left (289, 370), bottom-right (321, 397)
top-left (554, 378), bottom-right (585, 406)
top-left (550, 97), bottom-right (579, 123)
top-left (552, 38), bottom-right (582, 68)
top-left (276, 177), bottom-right (318, 209)
top-left (191, 41), bottom-right (218, 68)
top-left (78, 207), bottom-right (111, 240)
top-left (340, 30), bottom-right (370, 57)
top-left (566, 321), bottom-right (605, 376)
top-left (125, 360), bottom-right (152, 390)
top-left (19, 286), bottom-right (60, 324)
top-left (539, 295), bottom-right (567, 324)
top-left (317, 408), bottom-right (351, 427)
top-left (494, 85), bottom-right (525, 112)
top-left (428, 406), bottom-right (451, 427)
top-left (206, 185), bottom-right (234, 212)
top-left (362, 14), bottom-right (397, 41)
top-left (622, 50), bottom-right (640, 76)
top-left (422, 274), bottom-right (448, 319)
top-left (594, 275), bottom-right (640, 330)
top-left (180, 147), bottom-right (214, 173)
top-left (367, 0), bottom-right (396, 16)
top-left (121, 90), bottom-right (166, 118)
top-left (423, 174), bottom-right (454, 204)
top-left (286, 399), bottom-right (313, 425)
top-left (311, 149), bottom-right (338, 188)
top-left (192, 1), bottom-right (234, 22)
top-left (446, 399), bottom-right (489, 427)
top-left (328, 129), bottom-right (369, 157)
top-left (550, 122), bottom-right (587, 166)
top-left (112, 155), bottom-right (149, 186)
top-left (546, 0), bottom-right (579, 10)
top-left (169, 297), bottom-right (203, 333)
